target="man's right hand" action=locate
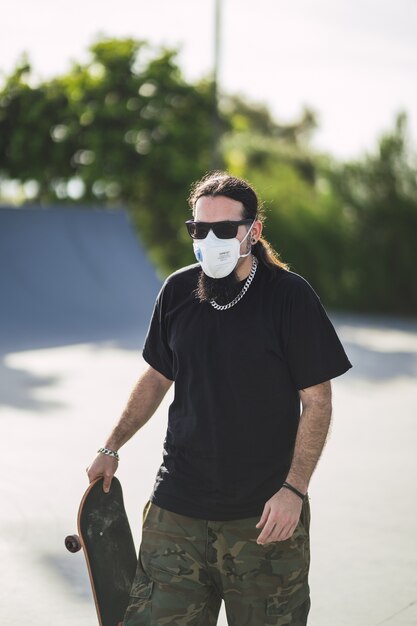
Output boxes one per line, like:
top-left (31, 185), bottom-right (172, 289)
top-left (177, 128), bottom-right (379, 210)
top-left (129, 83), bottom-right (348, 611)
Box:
top-left (86, 452), bottom-right (119, 493)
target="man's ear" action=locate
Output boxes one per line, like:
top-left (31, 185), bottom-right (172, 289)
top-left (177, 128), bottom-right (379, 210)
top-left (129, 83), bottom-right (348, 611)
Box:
top-left (252, 220), bottom-right (263, 244)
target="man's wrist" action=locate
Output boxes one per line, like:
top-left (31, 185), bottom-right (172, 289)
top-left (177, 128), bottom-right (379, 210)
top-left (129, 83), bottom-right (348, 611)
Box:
top-left (98, 447), bottom-right (120, 461)
top-left (284, 475), bottom-right (308, 494)
top-left (281, 481), bottom-right (307, 502)
top-left (105, 439), bottom-right (121, 452)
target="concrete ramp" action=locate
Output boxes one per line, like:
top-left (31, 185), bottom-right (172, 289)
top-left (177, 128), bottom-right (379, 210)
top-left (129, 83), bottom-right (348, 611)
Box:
top-left (0, 206), bottom-right (161, 352)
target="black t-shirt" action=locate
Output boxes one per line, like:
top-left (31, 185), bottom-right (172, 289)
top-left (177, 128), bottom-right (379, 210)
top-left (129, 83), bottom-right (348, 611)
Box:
top-left (142, 260), bottom-right (352, 520)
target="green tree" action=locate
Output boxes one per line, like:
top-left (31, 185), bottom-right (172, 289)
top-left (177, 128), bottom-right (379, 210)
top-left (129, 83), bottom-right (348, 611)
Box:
top-left (325, 112), bottom-right (417, 315)
top-left (0, 38), bottom-right (221, 273)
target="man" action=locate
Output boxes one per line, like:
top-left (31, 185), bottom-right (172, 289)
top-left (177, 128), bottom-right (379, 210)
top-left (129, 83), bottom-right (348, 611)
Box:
top-left (87, 171), bottom-right (352, 625)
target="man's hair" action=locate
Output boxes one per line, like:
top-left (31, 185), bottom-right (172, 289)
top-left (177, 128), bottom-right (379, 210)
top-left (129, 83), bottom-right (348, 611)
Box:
top-left (188, 171), bottom-right (289, 273)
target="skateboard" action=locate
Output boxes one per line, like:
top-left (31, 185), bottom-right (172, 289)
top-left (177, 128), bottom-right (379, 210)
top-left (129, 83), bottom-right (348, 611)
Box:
top-left (65, 476), bottom-right (137, 626)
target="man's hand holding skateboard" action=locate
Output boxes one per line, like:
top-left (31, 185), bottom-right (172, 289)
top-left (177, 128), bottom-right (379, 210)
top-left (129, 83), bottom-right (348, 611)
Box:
top-left (87, 451), bottom-right (118, 493)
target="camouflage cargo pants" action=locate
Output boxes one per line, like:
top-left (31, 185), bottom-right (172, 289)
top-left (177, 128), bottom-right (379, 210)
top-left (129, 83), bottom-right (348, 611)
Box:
top-left (122, 496), bottom-right (311, 625)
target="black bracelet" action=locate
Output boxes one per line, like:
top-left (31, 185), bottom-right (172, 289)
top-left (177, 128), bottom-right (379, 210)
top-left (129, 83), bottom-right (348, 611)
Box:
top-left (282, 481), bottom-right (306, 502)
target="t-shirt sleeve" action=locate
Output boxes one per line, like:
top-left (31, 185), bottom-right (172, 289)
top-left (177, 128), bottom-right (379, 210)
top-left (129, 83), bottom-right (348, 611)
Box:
top-left (142, 282), bottom-right (175, 381)
top-left (281, 276), bottom-right (352, 390)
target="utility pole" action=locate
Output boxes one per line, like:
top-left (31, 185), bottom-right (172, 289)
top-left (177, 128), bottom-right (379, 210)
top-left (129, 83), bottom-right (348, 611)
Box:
top-left (211, 0), bottom-right (222, 170)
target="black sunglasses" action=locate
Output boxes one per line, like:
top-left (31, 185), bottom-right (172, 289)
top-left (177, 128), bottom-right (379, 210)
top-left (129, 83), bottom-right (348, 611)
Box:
top-left (185, 219), bottom-right (253, 240)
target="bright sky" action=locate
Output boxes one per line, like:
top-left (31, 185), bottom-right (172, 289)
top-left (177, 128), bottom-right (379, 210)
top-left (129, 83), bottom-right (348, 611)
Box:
top-left (2, 0), bottom-right (417, 160)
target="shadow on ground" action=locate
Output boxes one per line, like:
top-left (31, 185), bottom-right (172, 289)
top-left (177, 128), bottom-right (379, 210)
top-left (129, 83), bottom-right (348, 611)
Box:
top-left (1, 311), bottom-right (417, 412)
top-left (0, 326), bottom-right (147, 411)
top-left (42, 553), bottom-right (92, 601)
top-left (0, 355), bottom-right (63, 413)
top-left (332, 312), bottom-right (417, 382)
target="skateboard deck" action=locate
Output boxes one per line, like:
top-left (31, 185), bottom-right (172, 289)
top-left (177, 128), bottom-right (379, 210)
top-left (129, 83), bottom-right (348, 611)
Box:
top-left (65, 477), bottom-right (137, 626)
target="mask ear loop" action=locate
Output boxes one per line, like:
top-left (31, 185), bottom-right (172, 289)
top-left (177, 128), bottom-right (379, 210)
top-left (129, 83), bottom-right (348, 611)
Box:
top-left (239, 219), bottom-right (256, 258)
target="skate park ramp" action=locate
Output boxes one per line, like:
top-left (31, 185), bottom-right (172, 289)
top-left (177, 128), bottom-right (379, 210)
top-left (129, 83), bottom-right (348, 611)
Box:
top-left (0, 206), bottom-right (161, 352)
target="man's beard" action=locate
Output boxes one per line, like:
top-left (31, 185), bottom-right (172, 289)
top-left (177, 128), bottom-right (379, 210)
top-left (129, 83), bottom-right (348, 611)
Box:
top-left (195, 268), bottom-right (245, 305)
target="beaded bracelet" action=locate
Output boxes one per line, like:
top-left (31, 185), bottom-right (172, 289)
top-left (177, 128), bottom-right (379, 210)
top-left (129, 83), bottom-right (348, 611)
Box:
top-left (97, 447), bottom-right (120, 461)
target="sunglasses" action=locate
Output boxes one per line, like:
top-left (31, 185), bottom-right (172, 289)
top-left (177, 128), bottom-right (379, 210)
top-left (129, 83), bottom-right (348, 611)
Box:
top-left (185, 219), bottom-right (253, 240)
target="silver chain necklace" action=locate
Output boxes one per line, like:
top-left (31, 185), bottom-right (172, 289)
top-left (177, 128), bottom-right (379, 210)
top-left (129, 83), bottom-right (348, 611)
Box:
top-left (209, 256), bottom-right (258, 311)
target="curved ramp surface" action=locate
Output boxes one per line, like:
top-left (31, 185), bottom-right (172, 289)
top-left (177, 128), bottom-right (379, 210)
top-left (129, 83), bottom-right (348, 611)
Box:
top-left (0, 206), bottom-right (161, 352)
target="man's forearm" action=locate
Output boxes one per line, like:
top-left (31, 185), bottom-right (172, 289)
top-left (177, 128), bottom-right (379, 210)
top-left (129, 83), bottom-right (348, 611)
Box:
top-left (105, 367), bottom-right (172, 451)
top-left (285, 389), bottom-right (332, 494)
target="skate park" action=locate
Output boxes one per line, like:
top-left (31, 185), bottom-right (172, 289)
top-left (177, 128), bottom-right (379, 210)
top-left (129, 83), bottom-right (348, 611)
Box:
top-left (0, 204), bottom-right (416, 625)
top-left (1, 2), bottom-right (417, 621)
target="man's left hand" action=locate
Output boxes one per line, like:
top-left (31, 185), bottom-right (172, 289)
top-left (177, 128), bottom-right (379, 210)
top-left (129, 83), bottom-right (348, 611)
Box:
top-left (256, 488), bottom-right (303, 545)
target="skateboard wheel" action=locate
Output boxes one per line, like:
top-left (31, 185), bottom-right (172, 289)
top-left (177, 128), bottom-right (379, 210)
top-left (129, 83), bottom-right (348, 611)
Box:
top-left (65, 534), bottom-right (82, 553)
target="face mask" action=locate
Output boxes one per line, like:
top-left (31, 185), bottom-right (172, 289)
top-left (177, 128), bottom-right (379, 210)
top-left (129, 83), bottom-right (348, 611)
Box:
top-left (193, 220), bottom-right (255, 279)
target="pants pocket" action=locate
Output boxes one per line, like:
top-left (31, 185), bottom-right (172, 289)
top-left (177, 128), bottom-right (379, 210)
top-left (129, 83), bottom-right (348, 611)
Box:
top-left (122, 550), bottom-right (154, 626)
top-left (266, 581), bottom-right (310, 617)
top-left (261, 521), bottom-right (311, 624)
top-left (139, 509), bottom-right (207, 592)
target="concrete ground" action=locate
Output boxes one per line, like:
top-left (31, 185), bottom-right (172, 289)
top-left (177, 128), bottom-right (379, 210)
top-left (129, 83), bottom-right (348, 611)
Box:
top-left (1, 312), bottom-right (417, 625)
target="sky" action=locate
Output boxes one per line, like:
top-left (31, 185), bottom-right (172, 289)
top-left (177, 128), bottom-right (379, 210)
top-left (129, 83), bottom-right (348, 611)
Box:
top-left (1, 0), bottom-right (417, 160)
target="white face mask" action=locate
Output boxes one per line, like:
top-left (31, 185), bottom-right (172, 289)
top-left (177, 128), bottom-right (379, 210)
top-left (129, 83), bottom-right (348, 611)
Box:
top-left (193, 220), bottom-right (255, 279)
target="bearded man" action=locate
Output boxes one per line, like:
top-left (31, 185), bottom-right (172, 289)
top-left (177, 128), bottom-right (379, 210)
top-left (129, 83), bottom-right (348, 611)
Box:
top-left (87, 171), bottom-right (352, 625)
